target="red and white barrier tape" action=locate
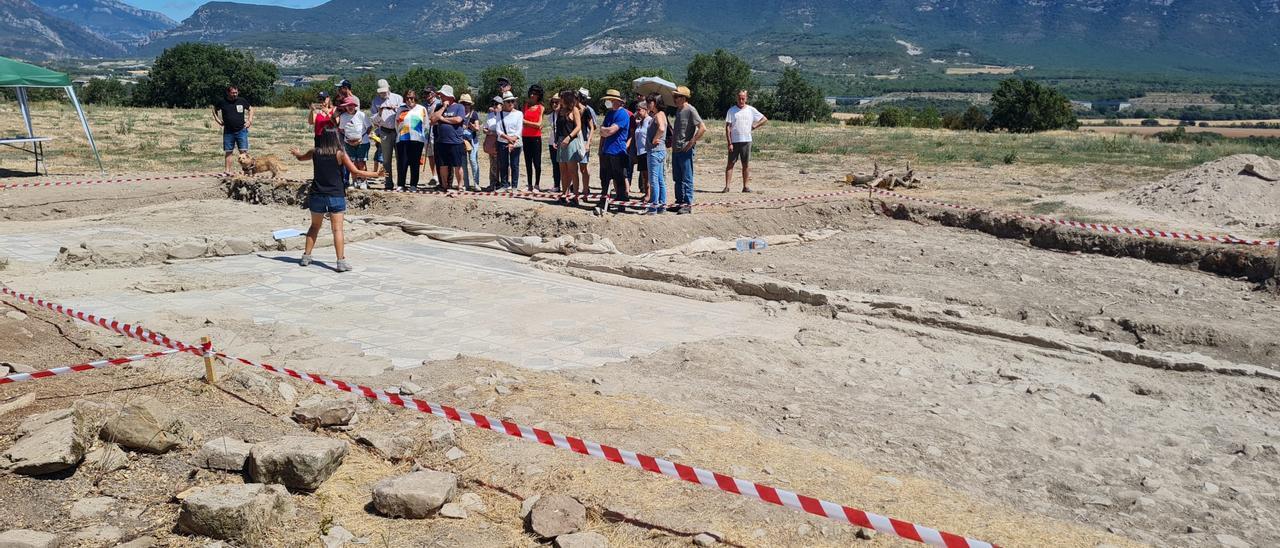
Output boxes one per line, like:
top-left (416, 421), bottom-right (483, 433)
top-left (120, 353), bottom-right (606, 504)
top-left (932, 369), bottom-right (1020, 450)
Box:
top-left (0, 287), bottom-right (205, 357)
top-left (0, 285), bottom-right (998, 548)
top-left (364, 184), bottom-right (865, 210)
top-left (869, 188), bottom-right (1280, 248)
top-left (0, 172), bottom-right (230, 191)
top-left (0, 349), bottom-right (180, 385)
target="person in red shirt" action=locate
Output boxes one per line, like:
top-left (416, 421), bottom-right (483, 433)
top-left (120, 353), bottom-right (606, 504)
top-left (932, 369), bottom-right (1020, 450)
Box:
top-left (308, 91), bottom-right (336, 146)
top-left (521, 84), bottom-right (545, 191)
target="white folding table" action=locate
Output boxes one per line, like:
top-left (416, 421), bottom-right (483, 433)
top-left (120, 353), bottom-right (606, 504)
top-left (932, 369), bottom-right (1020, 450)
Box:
top-left (0, 136), bottom-right (54, 175)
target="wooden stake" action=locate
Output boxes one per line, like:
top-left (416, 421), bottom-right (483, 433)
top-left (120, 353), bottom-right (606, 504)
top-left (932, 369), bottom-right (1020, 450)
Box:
top-left (201, 336), bottom-right (216, 384)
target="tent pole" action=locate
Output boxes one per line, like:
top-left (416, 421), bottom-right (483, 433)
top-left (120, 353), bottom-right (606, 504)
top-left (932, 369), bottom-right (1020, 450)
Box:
top-left (66, 85), bottom-right (104, 174)
top-left (16, 87), bottom-right (34, 138)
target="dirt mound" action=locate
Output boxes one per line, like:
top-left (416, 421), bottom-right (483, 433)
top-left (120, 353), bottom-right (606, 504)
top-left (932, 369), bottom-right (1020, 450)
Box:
top-left (1122, 154), bottom-right (1280, 228)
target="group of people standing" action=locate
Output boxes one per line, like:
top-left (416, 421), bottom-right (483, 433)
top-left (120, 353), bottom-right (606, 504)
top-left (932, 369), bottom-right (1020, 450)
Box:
top-left (213, 78), bottom-right (768, 270)
top-left (302, 78), bottom-right (767, 215)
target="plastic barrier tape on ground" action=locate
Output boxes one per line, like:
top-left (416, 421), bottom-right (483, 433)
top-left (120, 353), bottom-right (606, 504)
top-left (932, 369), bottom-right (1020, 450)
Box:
top-left (363, 184), bottom-right (866, 210)
top-left (0, 172), bottom-right (230, 191)
top-left (0, 286), bottom-right (998, 548)
top-left (0, 287), bottom-right (205, 357)
top-left (0, 349), bottom-right (180, 385)
top-left (869, 188), bottom-right (1280, 248)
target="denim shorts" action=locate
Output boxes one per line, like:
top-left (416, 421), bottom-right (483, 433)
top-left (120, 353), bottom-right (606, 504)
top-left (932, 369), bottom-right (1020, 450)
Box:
top-left (222, 128), bottom-right (249, 152)
top-left (344, 142), bottom-right (370, 161)
top-left (308, 194), bottom-right (346, 214)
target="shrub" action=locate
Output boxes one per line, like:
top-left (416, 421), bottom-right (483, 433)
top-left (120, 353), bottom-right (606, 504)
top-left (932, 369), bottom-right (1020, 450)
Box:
top-left (877, 106), bottom-right (908, 128)
top-left (82, 78), bottom-right (130, 106)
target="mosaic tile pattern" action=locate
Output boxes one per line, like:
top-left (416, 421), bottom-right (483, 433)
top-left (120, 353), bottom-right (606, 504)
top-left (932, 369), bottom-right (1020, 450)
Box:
top-left (59, 239), bottom-right (774, 372)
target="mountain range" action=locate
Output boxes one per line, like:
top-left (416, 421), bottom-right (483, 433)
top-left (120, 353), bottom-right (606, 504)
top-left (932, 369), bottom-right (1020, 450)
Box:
top-left (3, 0), bottom-right (1280, 78)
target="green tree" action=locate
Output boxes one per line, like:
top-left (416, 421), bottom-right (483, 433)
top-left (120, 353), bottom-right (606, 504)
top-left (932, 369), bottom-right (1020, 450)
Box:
top-left (960, 105), bottom-right (989, 131)
top-left (136, 42), bottom-right (277, 108)
top-left (685, 49), bottom-right (755, 118)
top-left (81, 78), bottom-right (130, 106)
top-left (914, 106), bottom-right (942, 129)
top-left (478, 64), bottom-right (526, 106)
top-left (988, 79), bottom-right (1077, 133)
top-left (753, 91), bottom-right (779, 119)
top-left (771, 68), bottom-right (830, 123)
top-left (877, 106), bottom-right (908, 128)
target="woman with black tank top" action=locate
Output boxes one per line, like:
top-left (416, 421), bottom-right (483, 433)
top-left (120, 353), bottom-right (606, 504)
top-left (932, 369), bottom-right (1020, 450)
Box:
top-left (289, 127), bottom-right (383, 272)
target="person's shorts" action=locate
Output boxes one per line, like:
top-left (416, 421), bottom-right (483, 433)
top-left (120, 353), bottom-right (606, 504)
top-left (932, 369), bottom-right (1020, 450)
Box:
top-left (635, 153), bottom-right (648, 172)
top-left (424, 141), bottom-right (435, 156)
top-left (557, 137), bottom-right (584, 164)
top-left (222, 129), bottom-right (249, 152)
top-left (436, 143), bottom-right (465, 167)
top-left (308, 194), bottom-right (347, 214)
top-left (344, 142), bottom-right (370, 161)
top-left (580, 149), bottom-right (591, 165)
top-left (728, 142), bottom-right (751, 167)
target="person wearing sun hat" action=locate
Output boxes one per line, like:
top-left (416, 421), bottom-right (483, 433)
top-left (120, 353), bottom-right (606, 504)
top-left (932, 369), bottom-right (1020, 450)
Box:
top-left (338, 95), bottom-right (371, 188)
top-left (594, 89), bottom-right (631, 215)
top-left (669, 85), bottom-right (706, 214)
top-left (458, 94), bottom-right (482, 190)
top-left (430, 84), bottom-right (467, 190)
top-left (370, 79), bottom-right (402, 189)
top-left (496, 91), bottom-right (524, 190)
top-left (336, 78), bottom-right (360, 110)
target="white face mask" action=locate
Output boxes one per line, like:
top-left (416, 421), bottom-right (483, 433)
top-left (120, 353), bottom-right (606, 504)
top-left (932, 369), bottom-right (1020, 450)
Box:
top-left (604, 100), bottom-right (615, 110)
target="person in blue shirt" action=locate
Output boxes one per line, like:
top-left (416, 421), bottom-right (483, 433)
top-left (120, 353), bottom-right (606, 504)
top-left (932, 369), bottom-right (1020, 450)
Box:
top-left (594, 89), bottom-right (632, 215)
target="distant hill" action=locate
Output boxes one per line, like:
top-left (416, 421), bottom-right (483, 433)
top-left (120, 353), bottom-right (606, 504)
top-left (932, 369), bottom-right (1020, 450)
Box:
top-left (0, 0), bottom-right (127, 59)
top-left (31, 0), bottom-right (176, 44)
top-left (138, 0), bottom-right (1280, 76)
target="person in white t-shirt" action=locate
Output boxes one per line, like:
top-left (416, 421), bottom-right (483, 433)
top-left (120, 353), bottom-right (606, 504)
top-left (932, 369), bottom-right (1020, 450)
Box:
top-left (724, 89), bottom-right (767, 193)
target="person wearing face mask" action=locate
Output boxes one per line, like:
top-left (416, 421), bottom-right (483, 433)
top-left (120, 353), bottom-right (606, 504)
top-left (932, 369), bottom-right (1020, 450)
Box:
top-left (594, 89), bottom-right (631, 215)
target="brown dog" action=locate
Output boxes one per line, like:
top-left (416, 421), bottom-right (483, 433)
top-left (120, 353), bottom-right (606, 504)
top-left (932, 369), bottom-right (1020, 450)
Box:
top-left (237, 152), bottom-right (285, 178)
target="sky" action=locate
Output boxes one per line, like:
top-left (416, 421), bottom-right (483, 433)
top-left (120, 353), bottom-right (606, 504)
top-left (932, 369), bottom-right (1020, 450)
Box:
top-left (129, 0), bottom-right (327, 22)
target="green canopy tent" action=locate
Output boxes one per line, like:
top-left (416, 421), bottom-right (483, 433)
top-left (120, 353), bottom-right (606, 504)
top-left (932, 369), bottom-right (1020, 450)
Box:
top-left (0, 56), bottom-right (103, 174)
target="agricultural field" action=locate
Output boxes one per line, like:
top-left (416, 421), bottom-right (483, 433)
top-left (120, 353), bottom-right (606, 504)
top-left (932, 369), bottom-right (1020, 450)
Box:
top-left (2, 102), bottom-right (1280, 548)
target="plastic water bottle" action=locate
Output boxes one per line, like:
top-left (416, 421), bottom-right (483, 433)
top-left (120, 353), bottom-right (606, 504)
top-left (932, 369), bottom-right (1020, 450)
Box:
top-left (735, 238), bottom-right (768, 252)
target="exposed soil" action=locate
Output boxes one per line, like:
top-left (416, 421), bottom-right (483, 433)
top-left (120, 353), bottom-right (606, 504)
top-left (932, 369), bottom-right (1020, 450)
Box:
top-left (3, 155), bottom-right (1280, 548)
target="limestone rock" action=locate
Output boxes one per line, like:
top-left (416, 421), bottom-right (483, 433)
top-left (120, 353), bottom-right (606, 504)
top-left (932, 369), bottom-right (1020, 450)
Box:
top-left (0, 529), bottom-right (60, 548)
top-left (82, 443), bottom-right (129, 474)
top-left (458, 492), bottom-right (486, 512)
top-left (70, 496), bottom-right (116, 519)
top-left (100, 396), bottom-right (190, 453)
top-left (445, 446), bottom-right (466, 461)
top-left (167, 240), bottom-right (209, 260)
top-left (693, 533), bottom-right (718, 546)
top-left (439, 502), bottom-right (468, 519)
top-left (16, 408), bottom-right (73, 436)
top-left (118, 536), bottom-right (157, 548)
top-left (276, 382), bottom-right (298, 403)
top-left (196, 437), bottom-right (252, 471)
top-left (555, 532), bottom-right (609, 548)
top-left (249, 436), bottom-right (348, 491)
top-left (1, 414), bottom-right (86, 475)
top-left (528, 494), bottom-right (587, 538)
top-left (70, 524), bottom-right (123, 545)
top-left (177, 484), bottom-right (295, 544)
top-left (399, 381), bottom-right (423, 395)
top-left (355, 431), bottom-right (414, 461)
top-left (320, 525), bottom-right (354, 548)
top-left (371, 470), bottom-right (457, 518)
top-left (292, 400), bottom-right (357, 428)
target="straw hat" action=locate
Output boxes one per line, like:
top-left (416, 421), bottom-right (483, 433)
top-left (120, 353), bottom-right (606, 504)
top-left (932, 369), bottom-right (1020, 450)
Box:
top-left (673, 85), bottom-right (692, 99)
top-left (501, 91), bottom-right (517, 102)
top-left (458, 94), bottom-right (473, 105)
top-left (602, 89), bottom-right (623, 102)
